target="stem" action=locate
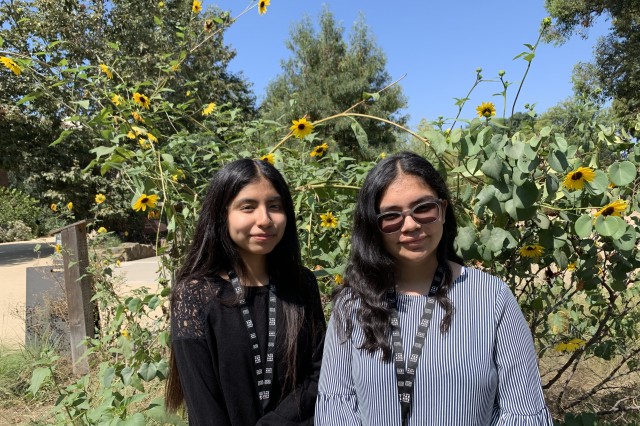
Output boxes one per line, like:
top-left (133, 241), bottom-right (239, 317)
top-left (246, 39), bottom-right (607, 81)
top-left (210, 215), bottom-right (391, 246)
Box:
top-left (510, 32), bottom-right (543, 119)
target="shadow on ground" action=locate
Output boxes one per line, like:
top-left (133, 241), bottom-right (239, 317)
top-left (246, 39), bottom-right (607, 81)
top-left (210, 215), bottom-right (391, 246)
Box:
top-left (0, 241), bottom-right (55, 266)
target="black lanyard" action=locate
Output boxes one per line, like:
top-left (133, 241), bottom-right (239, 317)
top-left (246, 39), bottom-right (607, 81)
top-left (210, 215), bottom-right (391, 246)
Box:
top-left (228, 270), bottom-right (277, 410)
top-left (388, 265), bottom-right (445, 425)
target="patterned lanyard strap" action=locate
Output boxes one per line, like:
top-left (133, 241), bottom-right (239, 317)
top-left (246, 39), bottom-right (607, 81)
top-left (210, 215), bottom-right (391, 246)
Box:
top-left (388, 265), bottom-right (445, 425)
top-left (228, 270), bottom-right (277, 410)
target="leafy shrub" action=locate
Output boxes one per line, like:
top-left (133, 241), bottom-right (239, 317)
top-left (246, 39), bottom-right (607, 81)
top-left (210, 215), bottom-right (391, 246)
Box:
top-left (0, 220), bottom-right (33, 242)
top-left (0, 187), bottom-right (41, 236)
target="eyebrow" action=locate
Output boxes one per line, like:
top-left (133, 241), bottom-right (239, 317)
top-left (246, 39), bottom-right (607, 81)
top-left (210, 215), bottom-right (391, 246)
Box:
top-left (232, 195), bottom-right (282, 206)
top-left (379, 195), bottom-right (439, 212)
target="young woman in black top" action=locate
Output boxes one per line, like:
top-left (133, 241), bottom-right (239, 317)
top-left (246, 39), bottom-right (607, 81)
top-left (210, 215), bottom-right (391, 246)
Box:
top-left (165, 159), bottom-right (326, 425)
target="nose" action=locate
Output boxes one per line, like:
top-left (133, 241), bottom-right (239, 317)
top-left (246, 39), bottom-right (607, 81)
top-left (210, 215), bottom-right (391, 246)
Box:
top-left (400, 213), bottom-right (421, 232)
top-left (257, 206), bottom-right (273, 227)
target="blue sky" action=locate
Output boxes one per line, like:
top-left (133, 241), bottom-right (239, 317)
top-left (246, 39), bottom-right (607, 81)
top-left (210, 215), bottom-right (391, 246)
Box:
top-left (206, 1), bottom-right (609, 129)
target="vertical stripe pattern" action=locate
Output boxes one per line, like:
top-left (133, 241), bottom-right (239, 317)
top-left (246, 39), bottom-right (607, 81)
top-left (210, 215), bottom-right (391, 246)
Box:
top-left (315, 267), bottom-right (553, 426)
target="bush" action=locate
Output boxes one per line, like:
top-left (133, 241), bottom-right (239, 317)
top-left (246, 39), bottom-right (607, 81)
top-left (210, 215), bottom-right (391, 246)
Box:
top-left (0, 187), bottom-right (41, 236)
top-left (0, 220), bottom-right (33, 242)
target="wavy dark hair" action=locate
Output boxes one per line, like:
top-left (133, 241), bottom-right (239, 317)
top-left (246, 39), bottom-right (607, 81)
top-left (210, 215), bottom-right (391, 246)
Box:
top-left (333, 151), bottom-right (463, 361)
top-left (165, 159), bottom-right (312, 412)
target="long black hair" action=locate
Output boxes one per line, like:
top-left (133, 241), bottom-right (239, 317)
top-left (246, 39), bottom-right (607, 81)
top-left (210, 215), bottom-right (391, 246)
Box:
top-left (165, 159), bottom-right (312, 412)
top-left (334, 151), bottom-right (463, 361)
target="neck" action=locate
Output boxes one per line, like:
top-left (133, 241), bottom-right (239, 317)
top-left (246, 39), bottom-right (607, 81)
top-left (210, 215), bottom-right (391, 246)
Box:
top-left (395, 257), bottom-right (439, 296)
top-left (237, 253), bottom-right (269, 286)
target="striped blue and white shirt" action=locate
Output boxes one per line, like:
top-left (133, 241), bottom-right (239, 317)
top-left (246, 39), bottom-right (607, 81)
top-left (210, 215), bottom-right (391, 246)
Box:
top-left (315, 267), bottom-right (553, 425)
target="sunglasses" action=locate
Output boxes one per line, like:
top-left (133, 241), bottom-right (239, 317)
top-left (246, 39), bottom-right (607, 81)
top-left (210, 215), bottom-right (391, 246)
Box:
top-left (376, 199), bottom-right (444, 234)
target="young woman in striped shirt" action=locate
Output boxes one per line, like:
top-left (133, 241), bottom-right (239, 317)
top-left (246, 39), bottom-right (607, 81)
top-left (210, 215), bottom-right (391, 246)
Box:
top-left (316, 152), bottom-right (552, 425)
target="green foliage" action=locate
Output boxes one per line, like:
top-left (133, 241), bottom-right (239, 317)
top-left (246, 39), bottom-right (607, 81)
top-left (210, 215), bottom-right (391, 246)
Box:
top-left (0, 0), bottom-right (254, 221)
top-left (544, 0), bottom-right (640, 132)
top-left (260, 8), bottom-right (408, 159)
top-left (0, 187), bottom-right (41, 238)
top-left (3, 1), bottom-right (640, 423)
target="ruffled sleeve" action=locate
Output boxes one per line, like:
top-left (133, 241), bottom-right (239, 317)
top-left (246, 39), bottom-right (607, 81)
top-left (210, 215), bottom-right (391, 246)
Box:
top-left (315, 313), bottom-right (362, 426)
top-left (490, 285), bottom-right (553, 426)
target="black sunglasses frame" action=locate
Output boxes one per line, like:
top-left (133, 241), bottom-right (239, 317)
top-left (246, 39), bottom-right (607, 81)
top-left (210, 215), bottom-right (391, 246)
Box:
top-left (376, 199), bottom-right (444, 234)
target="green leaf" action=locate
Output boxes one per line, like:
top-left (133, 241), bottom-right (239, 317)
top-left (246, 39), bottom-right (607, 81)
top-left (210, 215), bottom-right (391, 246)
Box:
top-left (456, 226), bottom-right (476, 251)
top-left (138, 362), bottom-right (157, 381)
top-left (90, 145), bottom-right (116, 159)
top-left (154, 16), bottom-right (163, 25)
top-left (17, 92), bottom-right (41, 105)
top-left (613, 226), bottom-right (637, 252)
top-left (118, 412), bottom-right (146, 426)
top-left (423, 130), bottom-right (447, 155)
top-left (512, 180), bottom-right (539, 209)
top-left (50, 130), bottom-right (74, 147)
top-left (574, 215), bottom-right (593, 238)
top-left (102, 366), bottom-right (115, 388)
top-left (350, 121), bottom-right (368, 149)
top-left (533, 213), bottom-right (550, 229)
top-left (480, 156), bottom-right (503, 180)
top-left (486, 227), bottom-right (513, 253)
top-left (584, 170), bottom-right (609, 195)
top-left (29, 367), bottom-right (51, 396)
top-left (548, 150), bottom-right (569, 173)
top-left (594, 215), bottom-right (625, 237)
top-left (73, 100), bottom-right (90, 109)
top-left (362, 92), bottom-right (379, 102)
top-left (545, 174), bottom-right (559, 199)
top-left (608, 161), bottom-right (636, 186)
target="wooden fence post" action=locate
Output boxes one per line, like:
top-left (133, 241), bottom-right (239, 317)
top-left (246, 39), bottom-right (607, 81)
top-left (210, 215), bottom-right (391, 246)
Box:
top-left (52, 219), bottom-right (94, 376)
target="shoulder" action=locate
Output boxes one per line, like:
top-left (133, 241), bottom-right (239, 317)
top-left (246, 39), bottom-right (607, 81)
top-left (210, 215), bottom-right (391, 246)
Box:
top-left (454, 266), bottom-right (509, 293)
top-left (170, 275), bottom-right (228, 340)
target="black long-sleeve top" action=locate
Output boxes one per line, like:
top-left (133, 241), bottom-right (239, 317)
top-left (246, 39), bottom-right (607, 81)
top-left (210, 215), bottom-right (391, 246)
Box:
top-left (171, 272), bottom-right (326, 426)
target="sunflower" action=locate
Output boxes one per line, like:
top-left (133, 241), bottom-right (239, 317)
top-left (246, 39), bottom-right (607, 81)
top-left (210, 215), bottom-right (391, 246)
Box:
top-left (97, 226), bottom-right (107, 234)
top-left (111, 94), bottom-right (123, 106)
top-left (334, 274), bottom-right (343, 285)
top-left (202, 102), bottom-right (216, 116)
top-left (67, 202), bottom-right (73, 211)
top-left (99, 64), bottom-right (113, 79)
top-left (55, 244), bottom-right (61, 253)
top-left (126, 131), bottom-right (136, 139)
top-left (121, 329), bottom-right (130, 339)
top-left (139, 138), bottom-right (152, 150)
top-left (594, 199), bottom-right (627, 218)
top-left (133, 193), bottom-right (159, 212)
top-left (563, 166), bottom-right (595, 191)
top-left (310, 142), bottom-right (329, 158)
top-left (148, 210), bottom-right (161, 220)
top-left (204, 20), bottom-right (214, 32)
top-left (95, 193), bottom-right (106, 204)
top-left (475, 102), bottom-right (496, 118)
top-left (147, 133), bottom-right (158, 143)
top-left (555, 338), bottom-right (586, 353)
top-left (132, 111), bottom-right (145, 123)
top-left (320, 212), bottom-right (338, 228)
top-left (260, 153), bottom-right (275, 165)
top-left (518, 244), bottom-right (544, 258)
top-left (132, 92), bottom-right (150, 109)
top-left (0, 56), bottom-right (21, 76)
top-left (50, 203), bottom-right (58, 212)
top-left (258, 0), bottom-right (270, 15)
top-left (290, 117), bottom-right (314, 139)
top-left (192, 0), bottom-right (202, 13)
top-left (380, 152), bottom-right (387, 159)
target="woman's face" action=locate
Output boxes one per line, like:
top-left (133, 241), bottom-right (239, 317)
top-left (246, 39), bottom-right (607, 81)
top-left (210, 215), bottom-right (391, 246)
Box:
top-left (378, 173), bottom-right (446, 269)
top-left (227, 177), bottom-right (287, 261)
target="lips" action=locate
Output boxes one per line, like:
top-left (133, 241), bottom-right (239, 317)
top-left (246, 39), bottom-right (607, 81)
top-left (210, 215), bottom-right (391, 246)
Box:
top-left (252, 234), bottom-right (276, 241)
top-left (399, 236), bottom-right (426, 246)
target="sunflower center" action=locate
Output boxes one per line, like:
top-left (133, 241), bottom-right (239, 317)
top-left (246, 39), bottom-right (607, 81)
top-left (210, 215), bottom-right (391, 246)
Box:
top-left (602, 207), bottom-right (614, 216)
top-left (571, 172), bottom-right (583, 180)
top-left (260, 1), bottom-right (265, 6)
top-left (141, 197), bottom-right (149, 204)
top-left (525, 246), bottom-right (535, 251)
top-left (298, 123), bottom-right (306, 130)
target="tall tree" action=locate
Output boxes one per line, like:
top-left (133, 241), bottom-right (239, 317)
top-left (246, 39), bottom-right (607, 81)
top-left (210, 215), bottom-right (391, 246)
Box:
top-left (0, 0), bottom-right (254, 221)
top-left (260, 8), bottom-right (407, 158)
top-left (545, 0), bottom-right (640, 132)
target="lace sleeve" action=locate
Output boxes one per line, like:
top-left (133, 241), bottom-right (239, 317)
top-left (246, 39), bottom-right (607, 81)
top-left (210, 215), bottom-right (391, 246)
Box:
top-left (170, 278), bottom-right (218, 340)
